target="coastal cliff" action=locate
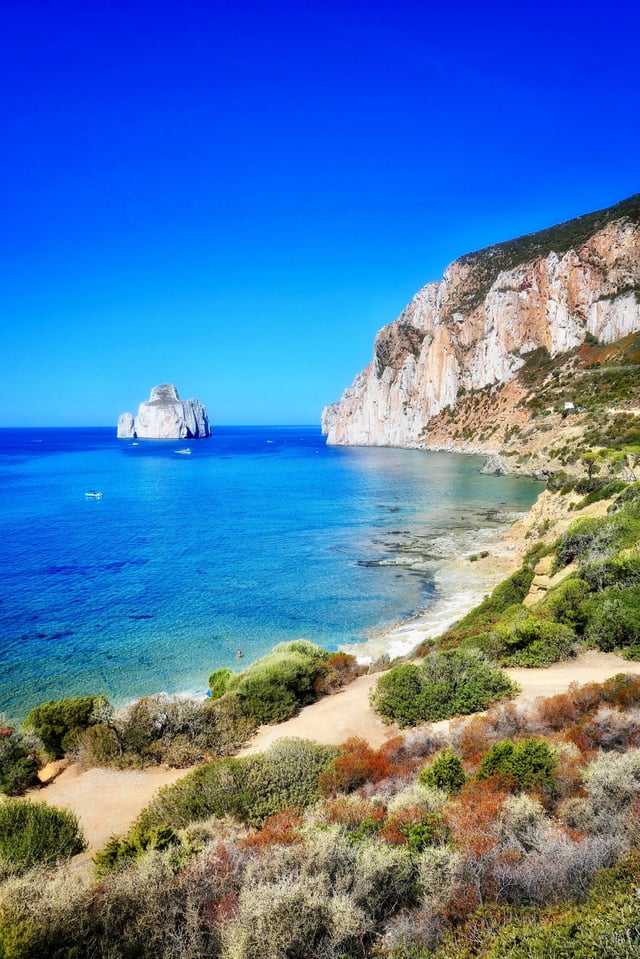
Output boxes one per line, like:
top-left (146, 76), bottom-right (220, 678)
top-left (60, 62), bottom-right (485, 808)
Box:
top-left (322, 195), bottom-right (640, 460)
top-left (117, 384), bottom-right (211, 440)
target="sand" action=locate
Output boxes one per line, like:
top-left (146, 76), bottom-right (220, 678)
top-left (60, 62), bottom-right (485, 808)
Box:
top-left (28, 763), bottom-right (190, 855)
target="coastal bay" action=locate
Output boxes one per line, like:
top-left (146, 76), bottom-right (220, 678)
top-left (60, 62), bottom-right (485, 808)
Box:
top-left (0, 427), bottom-right (540, 719)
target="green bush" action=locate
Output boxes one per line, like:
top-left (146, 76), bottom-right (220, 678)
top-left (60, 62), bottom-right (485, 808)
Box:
top-left (436, 566), bottom-right (535, 650)
top-left (581, 553), bottom-right (640, 591)
top-left (538, 576), bottom-right (591, 629)
top-left (477, 738), bottom-right (558, 791)
top-left (24, 695), bottom-right (106, 759)
top-left (584, 588), bottom-right (640, 652)
top-left (577, 479), bottom-right (626, 508)
top-left (418, 750), bottom-right (466, 794)
top-left (0, 728), bottom-right (39, 796)
top-left (555, 515), bottom-right (618, 568)
top-left (137, 737), bottom-right (337, 831)
top-left (235, 641), bottom-right (331, 724)
top-left (371, 650), bottom-right (517, 727)
top-left (0, 799), bottom-right (85, 871)
top-left (207, 668), bottom-right (236, 700)
top-left (93, 825), bottom-right (178, 876)
top-left (481, 612), bottom-right (576, 666)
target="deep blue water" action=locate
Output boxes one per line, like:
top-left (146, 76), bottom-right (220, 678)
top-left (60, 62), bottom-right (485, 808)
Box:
top-left (0, 427), bottom-right (541, 719)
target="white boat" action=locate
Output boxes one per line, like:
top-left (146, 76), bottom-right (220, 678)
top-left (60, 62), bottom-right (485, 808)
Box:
top-left (84, 491), bottom-right (103, 499)
top-left (174, 448), bottom-right (192, 455)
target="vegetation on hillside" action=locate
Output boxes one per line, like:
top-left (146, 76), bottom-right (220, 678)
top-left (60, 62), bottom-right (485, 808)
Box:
top-left (396, 482), bottom-right (640, 681)
top-left (448, 192), bottom-right (640, 318)
top-left (426, 330), bottom-right (640, 476)
top-left (3, 673), bottom-right (640, 957)
top-left (0, 643), bottom-right (360, 789)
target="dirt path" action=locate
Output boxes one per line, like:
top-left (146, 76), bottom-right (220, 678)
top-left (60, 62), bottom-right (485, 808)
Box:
top-left (31, 651), bottom-right (640, 854)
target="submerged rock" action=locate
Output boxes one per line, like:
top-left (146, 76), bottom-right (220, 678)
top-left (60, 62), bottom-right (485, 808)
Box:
top-left (117, 384), bottom-right (211, 440)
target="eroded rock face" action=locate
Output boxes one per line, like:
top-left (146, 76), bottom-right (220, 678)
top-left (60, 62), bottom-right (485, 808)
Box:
top-left (322, 201), bottom-right (640, 447)
top-left (117, 384), bottom-right (211, 439)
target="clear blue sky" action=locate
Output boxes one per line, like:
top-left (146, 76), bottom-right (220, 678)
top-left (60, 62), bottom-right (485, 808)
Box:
top-left (1, 0), bottom-right (638, 427)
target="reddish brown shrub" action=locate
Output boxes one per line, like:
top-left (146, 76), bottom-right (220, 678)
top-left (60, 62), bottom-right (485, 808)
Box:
top-left (240, 809), bottom-right (303, 849)
top-left (457, 716), bottom-right (496, 762)
top-left (446, 779), bottom-right (508, 857)
top-left (313, 653), bottom-right (361, 695)
top-left (321, 795), bottom-right (386, 829)
top-left (534, 692), bottom-right (580, 732)
top-left (319, 736), bottom-right (392, 795)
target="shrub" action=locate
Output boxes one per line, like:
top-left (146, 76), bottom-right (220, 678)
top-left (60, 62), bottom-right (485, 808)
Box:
top-left (496, 794), bottom-right (548, 853)
top-left (207, 668), bottom-right (236, 700)
top-left (380, 807), bottom-right (451, 854)
top-left (584, 588), bottom-right (640, 651)
top-left (313, 652), bottom-right (361, 695)
top-left (477, 738), bottom-right (558, 791)
top-left (436, 567), bottom-right (535, 651)
top-left (222, 832), bottom-right (415, 959)
top-left (581, 552), bottom-right (640, 591)
top-left (24, 695), bottom-right (106, 759)
top-left (538, 576), bottom-right (591, 629)
top-left (482, 612), bottom-right (576, 667)
top-left (235, 641), bottom-right (331, 724)
top-left (0, 799), bottom-right (85, 871)
top-left (93, 825), bottom-right (179, 875)
top-left (78, 692), bottom-right (257, 768)
top-left (0, 867), bottom-right (93, 959)
top-left (555, 515), bottom-right (618, 568)
top-left (319, 737), bottom-right (393, 795)
top-left (371, 650), bottom-right (517, 727)
top-left (481, 851), bottom-right (640, 958)
top-left (583, 748), bottom-right (640, 817)
top-left (418, 750), bottom-right (466, 794)
top-left (0, 727), bottom-right (39, 796)
top-left (138, 737), bottom-right (337, 831)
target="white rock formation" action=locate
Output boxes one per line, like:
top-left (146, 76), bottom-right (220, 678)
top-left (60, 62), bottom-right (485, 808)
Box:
top-left (117, 384), bottom-right (211, 439)
top-left (322, 202), bottom-right (640, 447)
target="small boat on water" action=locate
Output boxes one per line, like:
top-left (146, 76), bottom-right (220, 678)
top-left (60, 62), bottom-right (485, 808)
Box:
top-left (84, 491), bottom-right (103, 499)
top-left (174, 448), bottom-right (192, 455)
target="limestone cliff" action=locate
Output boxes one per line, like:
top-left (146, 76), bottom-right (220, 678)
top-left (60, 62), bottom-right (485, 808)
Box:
top-left (322, 195), bottom-right (640, 449)
top-left (117, 384), bottom-right (211, 439)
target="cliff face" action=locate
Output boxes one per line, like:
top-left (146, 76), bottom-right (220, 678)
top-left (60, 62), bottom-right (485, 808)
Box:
top-left (117, 384), bottom-right (211, 439)
top-left (322, 196), bottom-right (640, 447)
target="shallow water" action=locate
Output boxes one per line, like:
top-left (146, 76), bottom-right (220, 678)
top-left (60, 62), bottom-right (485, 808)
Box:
top-left (0, 427), bottom-right (541, 718)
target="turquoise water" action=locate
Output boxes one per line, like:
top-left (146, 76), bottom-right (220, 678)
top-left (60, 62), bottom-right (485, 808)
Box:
top-left (0, 427), bottom-right (541, 719)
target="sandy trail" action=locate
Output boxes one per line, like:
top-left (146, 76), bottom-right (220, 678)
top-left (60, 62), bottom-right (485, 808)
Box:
top-left (31, 651), bottom-right (640, 854)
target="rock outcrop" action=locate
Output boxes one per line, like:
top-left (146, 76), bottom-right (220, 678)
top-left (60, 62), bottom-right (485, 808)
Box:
top-left (322, 195), bottom-right (640, 447)
top-left (117, 384), bottom-right (211, 440)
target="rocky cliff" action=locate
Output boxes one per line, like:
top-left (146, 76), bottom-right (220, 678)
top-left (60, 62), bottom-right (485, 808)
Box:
top-left (322, 195), bottom-right (640, 449)
top-left (117, 384), bottom-right (211, 439)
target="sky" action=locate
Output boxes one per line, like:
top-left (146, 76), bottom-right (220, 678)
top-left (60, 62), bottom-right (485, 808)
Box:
top-left (1, 0), bottom-right (639, 427)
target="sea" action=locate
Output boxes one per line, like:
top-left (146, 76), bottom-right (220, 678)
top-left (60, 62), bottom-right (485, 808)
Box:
top-left (0, 427), bottom-right (542, 720)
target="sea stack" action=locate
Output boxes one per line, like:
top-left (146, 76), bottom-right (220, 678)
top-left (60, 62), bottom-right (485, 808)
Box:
top-left (117, 384), bottom-right (211, 439)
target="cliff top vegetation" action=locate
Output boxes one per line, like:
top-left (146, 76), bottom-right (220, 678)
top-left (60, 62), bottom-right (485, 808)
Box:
top-left (449, 192), bottom-right (640, 317)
